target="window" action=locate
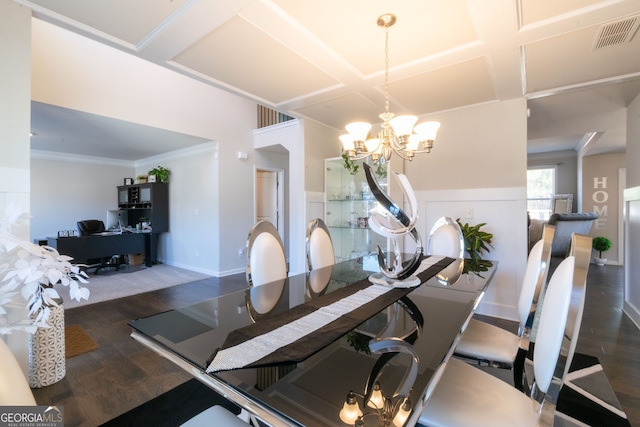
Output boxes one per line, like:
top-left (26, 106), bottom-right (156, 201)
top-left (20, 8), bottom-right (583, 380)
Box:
top-left (527, 167), bottom-right (556, 220)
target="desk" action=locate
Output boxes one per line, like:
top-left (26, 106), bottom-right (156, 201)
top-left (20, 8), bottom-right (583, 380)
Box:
top-left (48, 231), bottom-right (153, 268)
top-left (130, 257), bottom-right (496, 426)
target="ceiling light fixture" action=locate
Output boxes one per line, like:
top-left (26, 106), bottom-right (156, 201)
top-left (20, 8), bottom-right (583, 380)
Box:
top-left (339, 338), bottom-right (419, 427)
top-left (340, 14), bottom-right (441, 164)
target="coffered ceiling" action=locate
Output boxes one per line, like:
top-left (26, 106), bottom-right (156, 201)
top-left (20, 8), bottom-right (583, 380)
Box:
top-left (20, 0), bottom-right (640, 160)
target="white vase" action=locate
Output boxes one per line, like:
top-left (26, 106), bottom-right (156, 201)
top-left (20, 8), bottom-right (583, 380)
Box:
top-left (594, 257), bottom-right (607, 266)
top-left (28, 302), bottom-right (66, 388)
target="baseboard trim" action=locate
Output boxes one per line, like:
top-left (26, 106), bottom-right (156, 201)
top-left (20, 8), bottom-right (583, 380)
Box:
top-left (623, 301), bottom-right (640, 330)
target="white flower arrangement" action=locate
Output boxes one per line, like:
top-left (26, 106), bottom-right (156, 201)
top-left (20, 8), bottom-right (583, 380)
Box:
top-left (0, 204), bottom-right (90, 334)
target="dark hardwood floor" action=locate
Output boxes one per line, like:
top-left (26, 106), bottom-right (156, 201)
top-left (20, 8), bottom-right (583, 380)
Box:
top-left (32, 265), bottom-right (640, 426)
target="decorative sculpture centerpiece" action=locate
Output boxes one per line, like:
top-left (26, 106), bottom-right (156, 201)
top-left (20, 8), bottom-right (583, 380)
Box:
top-left (363, 164), bottom-right (423, 287)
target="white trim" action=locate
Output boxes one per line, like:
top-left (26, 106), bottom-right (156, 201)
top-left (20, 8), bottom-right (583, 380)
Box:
top-left (135, 141), bottom-right (217, 167)
top-left (163, 259), bottom-right (244, 278)
top-left (31, 141), bottom-right (218, 168)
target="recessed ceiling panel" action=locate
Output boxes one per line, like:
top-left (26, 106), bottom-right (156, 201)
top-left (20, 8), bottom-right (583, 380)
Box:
top-left (28, 0), bottom-right (186, 45)
top-left (525, 24), bottom-right (640, 93)
top-left (387, 57), bottom-right (497, 114)
top-left (172, 16), bottom-right (338, 104)
top-left (520, 0), bottom-right (605, 26)
top-left (294, 93), bottom-right (384, 131)
top-left (272, 0), bottom-right (478, 75)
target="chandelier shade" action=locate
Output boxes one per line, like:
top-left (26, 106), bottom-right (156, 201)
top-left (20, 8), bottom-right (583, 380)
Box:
top-left (340, 14), bottom-right (441, 164)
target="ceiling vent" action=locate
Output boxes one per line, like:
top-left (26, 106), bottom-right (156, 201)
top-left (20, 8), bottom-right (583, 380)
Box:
top-left (593, 15), bottom-right (640, 50)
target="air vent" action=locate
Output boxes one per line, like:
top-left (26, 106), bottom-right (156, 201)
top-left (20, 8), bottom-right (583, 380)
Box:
top-left (593, 15), bottom-right (640, 50)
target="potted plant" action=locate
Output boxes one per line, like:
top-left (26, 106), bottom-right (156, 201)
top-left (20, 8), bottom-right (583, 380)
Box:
top-left (148, 166), bottom-right (170, 183)
top-left (341, 153), bottom-right (359, 176)
top-left (456, 219), bottom-right (494, 259)
top-left (1, 204), bottom-right (90, 386)
top-left (592, 236), bottom-right (612, 266)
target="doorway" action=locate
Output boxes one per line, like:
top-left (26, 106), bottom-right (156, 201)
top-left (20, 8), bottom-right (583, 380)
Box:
top-left (255, 168), bottom-right (285, 235)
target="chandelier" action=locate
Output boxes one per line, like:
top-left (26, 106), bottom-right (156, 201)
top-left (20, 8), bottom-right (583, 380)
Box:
top-left (340, 14), bottom-right (441, 164)
top-left (338, 338), bottom-right (419, 426)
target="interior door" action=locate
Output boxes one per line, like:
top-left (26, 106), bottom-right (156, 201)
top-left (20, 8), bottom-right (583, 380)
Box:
top-left (256, 170), bottom-right (279, 229)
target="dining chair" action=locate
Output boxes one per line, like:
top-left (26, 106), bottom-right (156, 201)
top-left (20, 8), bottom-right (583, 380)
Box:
top-left (0, 338), bottom-right (37, 405)
top-left (525, 232), bottom-right (592, 388)
top-left (426, 216), bottom-right (464, 258)
top-left (306, 218), bottom-right (335, 270)
top-left (453, 224), bottom-right (555, 391)
top-left (180, 405), bottom-right (253, 427)
top-left (418, 253), bottom-right (581, 427)
top-left (246, 220), bottom-right (287, 287)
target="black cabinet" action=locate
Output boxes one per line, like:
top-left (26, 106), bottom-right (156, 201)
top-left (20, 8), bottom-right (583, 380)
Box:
top-left (117, 183), bottom-right (169, 233)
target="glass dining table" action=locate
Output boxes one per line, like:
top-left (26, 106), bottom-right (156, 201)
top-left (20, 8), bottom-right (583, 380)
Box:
top-left (129, 256), bottom-right (497, 426)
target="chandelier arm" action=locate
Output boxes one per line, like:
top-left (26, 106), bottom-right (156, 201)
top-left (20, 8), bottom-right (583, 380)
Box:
top-left (346, 151), bottom-right (376, 162)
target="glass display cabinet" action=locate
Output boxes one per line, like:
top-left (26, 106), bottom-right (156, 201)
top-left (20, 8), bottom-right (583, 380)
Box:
top-left (324, 157), bottom-right (388, 262)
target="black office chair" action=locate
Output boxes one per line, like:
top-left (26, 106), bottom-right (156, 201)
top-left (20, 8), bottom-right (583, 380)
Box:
top-left (77, 220), bottom-right (123, 273)
top-left (77, 219), bottom-right (106, 236)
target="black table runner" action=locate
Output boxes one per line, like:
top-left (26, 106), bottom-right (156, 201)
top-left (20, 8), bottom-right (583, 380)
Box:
top-left (206, 256), bottom-right (455, 373)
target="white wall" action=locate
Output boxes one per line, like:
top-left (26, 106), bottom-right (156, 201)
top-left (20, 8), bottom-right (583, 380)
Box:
top-left (30, 153), bottom-right (135, 240)
top-left (406, 99), bottom-right (529, 320)
top-left (0, 0), bottom-right (33, 377)
top-left (136, 144), bottom-right (220, 275)
top-left (624, 93), bottom-right (640, 327)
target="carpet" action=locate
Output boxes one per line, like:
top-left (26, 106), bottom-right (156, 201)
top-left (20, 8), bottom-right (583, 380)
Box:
top-left (99, 378), bottom-right (241, 427)
top-left (555, 353), bottom-right (630, 426)
top-left (65, 324), bottom-right (100, 358)
top-left (99, 353), bottom-right (629, 427)
top-left (57, 264), bottom-right (211, 309)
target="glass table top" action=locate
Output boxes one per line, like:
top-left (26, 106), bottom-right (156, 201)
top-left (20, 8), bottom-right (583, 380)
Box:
top-left (130, 257), bottom-right (497, 426)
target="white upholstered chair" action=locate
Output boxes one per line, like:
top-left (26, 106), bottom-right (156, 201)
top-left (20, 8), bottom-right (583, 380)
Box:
top-left (0, 338), bottom-right (37, 406)
top-left (306, 218), bottom-right (335, 297)
top-left (306, 218), bottom-right (335, 270)
top-left (453, 224), bottom-right (555, 390)
top-left (419, 253), bottom-right (582, 427)
top-left (245, 220), bottom-right (287, 287)
top-left (426, 217), bottom-right (464, 258)
top-left (180, 405), bottom-right (253, 427)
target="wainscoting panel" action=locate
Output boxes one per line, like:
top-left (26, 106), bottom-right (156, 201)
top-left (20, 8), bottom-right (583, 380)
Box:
top-left (416, 187), bottom-right (527, 321)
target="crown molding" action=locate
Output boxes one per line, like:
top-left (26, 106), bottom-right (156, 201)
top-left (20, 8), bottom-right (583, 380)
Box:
top-left (30, 141), bottom-right (218, 168)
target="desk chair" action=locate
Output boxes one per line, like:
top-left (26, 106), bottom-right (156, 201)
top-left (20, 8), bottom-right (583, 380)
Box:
top-left (453, 224), bottom-right (555, 391)
top-left (419, 253), bottom-right (583, 427)
top-left (77, 219), bottom-right (122, 273)
top-left (426, 217), bottom-right (464, 258)
top-left (0, 339), bottom-right (37, 405)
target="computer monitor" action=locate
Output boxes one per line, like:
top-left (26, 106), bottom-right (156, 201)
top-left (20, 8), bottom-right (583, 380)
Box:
top-left (106, 209), bottom-right (128, 230)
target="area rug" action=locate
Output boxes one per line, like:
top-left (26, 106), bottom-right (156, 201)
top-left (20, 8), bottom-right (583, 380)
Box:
top-left (57, 264), bottom-right (211, 309)
top-left (65, 324), bottom-right (99, 358)
top-left (98, 378), bottom-right (241, 427)
top-left (555, 353), bottom-right (630, 426)
top-left (99, 352), bottom-right (629, 426)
